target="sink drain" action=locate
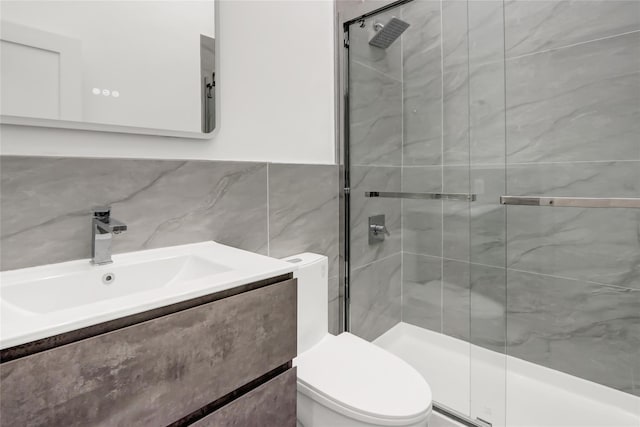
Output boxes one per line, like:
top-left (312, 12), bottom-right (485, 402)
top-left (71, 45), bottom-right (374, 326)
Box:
top-left (102, 273), bottom-right (115, 285)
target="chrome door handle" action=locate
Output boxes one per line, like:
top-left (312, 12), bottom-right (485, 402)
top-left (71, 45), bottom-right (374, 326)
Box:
top-left (366, 191), bottom-right (476, 201)
top-left (500, 196), bottom-right (640, 208)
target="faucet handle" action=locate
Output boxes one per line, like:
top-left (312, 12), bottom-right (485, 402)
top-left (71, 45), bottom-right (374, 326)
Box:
top-left (92, 206), bottom-right (111, 217)
top-left (370, 224), bottom-right (391, 236)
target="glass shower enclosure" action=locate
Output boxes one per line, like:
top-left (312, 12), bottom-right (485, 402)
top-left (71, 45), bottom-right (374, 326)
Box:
top-left (342, 1), bottom-right (640, 426)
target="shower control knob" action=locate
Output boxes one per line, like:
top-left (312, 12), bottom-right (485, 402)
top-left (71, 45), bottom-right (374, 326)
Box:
top-left (370, 224), bottom-right (390, 236)
top-left (368, 214), bottom-right (390, 244)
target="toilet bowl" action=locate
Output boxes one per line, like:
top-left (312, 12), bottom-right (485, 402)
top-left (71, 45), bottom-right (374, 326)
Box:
top-left (283, 254), bottom-right (432, 427)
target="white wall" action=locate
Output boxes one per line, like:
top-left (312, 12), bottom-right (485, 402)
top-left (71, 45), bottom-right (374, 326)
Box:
top-left (0, 0), bottom-right (336, 165)
top-left (336, 0), bottom-right (397, 22)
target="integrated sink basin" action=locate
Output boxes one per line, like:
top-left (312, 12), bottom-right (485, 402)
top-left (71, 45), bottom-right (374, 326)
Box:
top-left (0, 242), bottom-right (296, 349)
top-left (3, 255), bottom-right (232, 314)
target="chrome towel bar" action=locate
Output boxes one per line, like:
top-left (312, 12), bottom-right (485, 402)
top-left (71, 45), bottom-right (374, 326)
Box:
top-left (500, 196), bottom-right (640, 208)
top-left (365, 192), bottom-right (477, 201)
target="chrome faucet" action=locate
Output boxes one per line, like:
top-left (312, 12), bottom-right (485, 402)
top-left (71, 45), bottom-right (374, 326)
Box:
top-left (91, 207), bottom-right (127, 265)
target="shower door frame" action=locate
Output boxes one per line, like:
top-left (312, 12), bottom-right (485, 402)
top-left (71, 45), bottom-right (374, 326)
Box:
top-left (340, 0), bottom-right (415, 334)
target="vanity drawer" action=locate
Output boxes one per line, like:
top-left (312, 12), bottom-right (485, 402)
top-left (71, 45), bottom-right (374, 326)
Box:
top-left (191, 368), bottom-right (297, 427)
top-left (0, 278), bottom-right (297, 427)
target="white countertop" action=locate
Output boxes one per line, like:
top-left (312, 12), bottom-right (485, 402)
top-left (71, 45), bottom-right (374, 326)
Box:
top-left (0, 241), bottom-right (297, 349)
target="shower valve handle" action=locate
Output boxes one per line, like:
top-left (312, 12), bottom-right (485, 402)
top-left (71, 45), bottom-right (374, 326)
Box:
top-left (370, 224), bottom-right (390, 236)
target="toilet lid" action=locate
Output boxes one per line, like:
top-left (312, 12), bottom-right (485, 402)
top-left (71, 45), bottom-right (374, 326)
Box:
top-left (295, 333), bottom-right (432, 424)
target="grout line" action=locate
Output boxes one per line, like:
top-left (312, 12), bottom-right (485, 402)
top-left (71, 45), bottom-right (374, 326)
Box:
top-left (350, 58), bottom-right (403, 83)
top-left (505, 29), bottom-right (640, 62)
top-left (266, 163), bottom-right (270, 256)
top-left (504, 159), bottom-right (640, 166)
top-left (503, 0), bottom-right (510, 364)
top-left (400, 8), bottom-right (405, 324)
top-left (403, 251), bottom-right (449, 262)
top-left (400, 159), bottom-right (640, 168)
top-left (351, 163), bottom-right (404, 168)
top-left (465, 0), bottom-right (472, 386)
top-left (352, 251), bottom-right (401, 272)
top-left (460, 29), bottom-right (640, 70)
top-left (398, 164), bottom-right (451, 168)
top-left (503, 267), bottom-right (640, 293)
top-left (439, 0), bottom-right (445, 334)
top-left (402, 251), bottom-right (640, 293)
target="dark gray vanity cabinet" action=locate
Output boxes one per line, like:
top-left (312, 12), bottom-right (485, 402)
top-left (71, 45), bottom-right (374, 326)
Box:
top-left (192, 369), bottom-right (297, 427)
top-left (0, 275), bottom-right (297, 426)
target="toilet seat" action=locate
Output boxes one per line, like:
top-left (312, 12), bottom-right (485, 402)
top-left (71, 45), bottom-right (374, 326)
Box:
top-left (295, 333), bottom-right (432, 426)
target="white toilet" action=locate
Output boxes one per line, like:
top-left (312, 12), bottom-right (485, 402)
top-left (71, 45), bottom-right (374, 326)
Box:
top-left (283, 253), bottom-right (432, 427)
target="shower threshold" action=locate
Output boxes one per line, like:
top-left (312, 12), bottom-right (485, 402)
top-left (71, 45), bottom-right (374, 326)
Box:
top-left (374, 323), bottom-right (639, 427)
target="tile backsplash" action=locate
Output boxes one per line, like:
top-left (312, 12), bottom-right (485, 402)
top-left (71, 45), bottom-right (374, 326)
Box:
top-left (0, 156), bottom-right (340, 332)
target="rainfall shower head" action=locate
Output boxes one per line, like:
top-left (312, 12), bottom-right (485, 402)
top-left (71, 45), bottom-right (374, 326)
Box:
top-left (368, 17), bottom-right (410, 49)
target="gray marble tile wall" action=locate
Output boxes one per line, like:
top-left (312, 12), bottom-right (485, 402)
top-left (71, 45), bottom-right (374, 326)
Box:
top-left (399, 0), bottom-right (445, 341)
top-left (397, 0), bottom-right (445, 345)
top-left (345, 0), bottom-right (638, 395)
top-left (402, 252), bottom-right (441, 331)
top-left (505, 31), bottom-right (639, 164)
top-left (350, 253), bottom-right (402, 341)
top-left (389, 0), bottom-right (639, 396)
top-left (500, 0), bottom-right (640, 396)
top-left (0, 156), bottom-right (341, 334)
top-left (503, 0), bottom-right (640, 58)
top-left (347, 7), bottom-right (406, 340)
top-left (402, 0), bottom-right (442, 166)
top-left (506, 270), bottom-right (640, 396)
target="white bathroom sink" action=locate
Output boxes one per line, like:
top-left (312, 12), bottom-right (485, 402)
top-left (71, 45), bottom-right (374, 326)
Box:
top-left (2, 254), bottom-right (231, 314)
top-left (0, 242), bottom-right (296, 349)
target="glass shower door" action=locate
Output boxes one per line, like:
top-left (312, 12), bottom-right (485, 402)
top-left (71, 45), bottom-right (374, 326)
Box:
top-left (500, 1), bottom-right (640, 423)
top-left (465, 1), bottom-right (508, 425)
top-left (344, 0), bottom-right (476, 420)
top-left (345, 1), bottom-right (639, 426)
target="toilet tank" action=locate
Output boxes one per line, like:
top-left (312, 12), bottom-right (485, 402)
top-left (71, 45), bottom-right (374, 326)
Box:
top-left (282, 253), bottom-right (328, 354)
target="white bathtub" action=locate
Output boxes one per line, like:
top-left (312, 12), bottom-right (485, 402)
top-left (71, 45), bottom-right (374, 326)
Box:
top-left (374, 322), bottom-right (640, 427)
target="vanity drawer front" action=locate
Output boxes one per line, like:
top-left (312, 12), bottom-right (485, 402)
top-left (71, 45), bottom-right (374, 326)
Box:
top-left (192, 368), bottom-right (297, 427)
top-left (0, 278), bottom-right (297, 427)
